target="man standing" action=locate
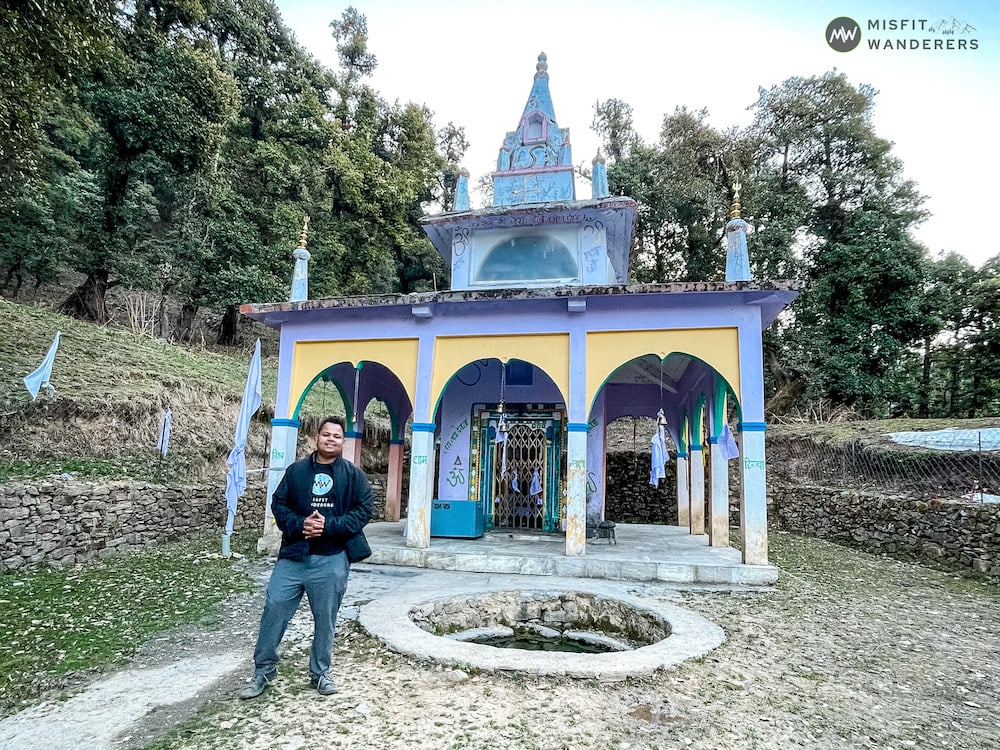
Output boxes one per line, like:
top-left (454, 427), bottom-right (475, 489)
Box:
top-left (240, 415), bottom-right (373, 699)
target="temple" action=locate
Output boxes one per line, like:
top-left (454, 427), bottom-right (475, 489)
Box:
top-left (241, 54), bottom-right (800, 577)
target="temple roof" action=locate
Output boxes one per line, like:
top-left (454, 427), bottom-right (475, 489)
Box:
top-left (241, 279), bottom-right (804, 331)
top-left (420, 197), bottom-right (637, 283)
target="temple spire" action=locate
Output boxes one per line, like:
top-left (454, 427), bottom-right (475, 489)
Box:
top-left (493, 53), bottom-right (574, 206)
top-left (290, 215), bottom-right (311, 301)
top-left (725, 183), bottom-right (751, 281)
top-left (730, 181), bottom-right (742, 219)
top-left (535, 52), bottom-right (549, 79)
top-left (591, 151), bottom-right (609, 199)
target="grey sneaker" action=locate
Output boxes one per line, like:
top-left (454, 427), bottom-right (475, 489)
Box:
top-left (239, 672), bottom-right (274, 700)
top-left (311, 673), bottom-right (338, 695)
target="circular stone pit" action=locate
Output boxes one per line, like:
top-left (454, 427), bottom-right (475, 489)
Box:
top-left (358, 582), bottom-right (725, 680)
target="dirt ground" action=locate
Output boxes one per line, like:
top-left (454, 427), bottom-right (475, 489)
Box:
top-left (5, 531), bottom-right (1000, 750)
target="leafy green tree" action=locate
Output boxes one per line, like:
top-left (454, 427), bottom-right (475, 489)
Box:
top-left (437, 122), bottom-right (470, 212)
top-left (912, 253), bottom-right (980, 415)
top-left (591, 98), bottom-right (640, 162)
top-left (595, 102), bottom-right (745, 283)
top-left (310, 7), bottom-right (445, 298)
top-left (189, 0), bottom-right (337, 343)
top-left (965, 255), bottom-right (1000, 415)
top-left (751, 71), bottom-right (929, 413)
top-left (58, 0), bottom-right (237, 323)
top-left (0, 0), bottom-right (114, 194)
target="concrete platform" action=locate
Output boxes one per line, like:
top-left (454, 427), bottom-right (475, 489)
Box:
top-left (364, 521), bottom-right (778, 585)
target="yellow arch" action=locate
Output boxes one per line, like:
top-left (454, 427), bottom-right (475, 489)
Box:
top-left (586, 328), bottom-right (741, 408)
top-left (430, 334), bottom-right (569, 415)
top-left (288, 339), bottom-right (419, 419)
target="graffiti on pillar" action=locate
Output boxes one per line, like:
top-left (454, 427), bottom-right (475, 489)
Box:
top-left (271, 449), bottom-right (285, 462)
top-left (414, 455), bottom-right (427, 465)
top-left (443, 417), bottom-right (469, 452)
top-left (446, 455), bottom-right (466, 487)
top-left (743, 458), bottom-right (765, 470)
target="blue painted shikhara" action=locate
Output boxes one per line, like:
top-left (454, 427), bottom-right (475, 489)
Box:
top-left (242, 53), bottom-right (801, 566)
top-left (492, 52), bottom-right (575, 207)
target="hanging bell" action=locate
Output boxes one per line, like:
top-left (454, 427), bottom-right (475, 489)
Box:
top-left (657, 408), bottom-right (668, 427)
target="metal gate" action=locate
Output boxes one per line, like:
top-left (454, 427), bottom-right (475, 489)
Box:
top-left (473, 407), bottom-right (564, 532)
top-left (493, 422), bottom-right (548, 529)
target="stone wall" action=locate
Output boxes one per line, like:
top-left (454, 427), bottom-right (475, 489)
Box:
top-left (603, 453), bottom-right (679, 525)
top-left (604, 450), bottom-right (999, 577)
top-left (769, 482), bottom-right (1000, 576)
top-left (0, 469), bottom-right (400, 571)
top-left (0, 481), bottom-right (265, 570)
top-left (6, 456), bottom-right (998, 577)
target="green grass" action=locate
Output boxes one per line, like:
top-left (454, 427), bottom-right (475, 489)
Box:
top-left (0, 454), bottom-right (205, 483)
top-left (0, 297), bottom-right (280, 480)
top-left (0, 297), bottom-right (275, 401)
top-left (0, 530), bottom-right (257, 713)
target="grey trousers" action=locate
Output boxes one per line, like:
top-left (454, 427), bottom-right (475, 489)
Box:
top-left (251, 552), bottom-right (350, 680)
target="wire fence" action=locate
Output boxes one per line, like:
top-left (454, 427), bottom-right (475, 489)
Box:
top-left (767, 429), bottom-right (1000, 503)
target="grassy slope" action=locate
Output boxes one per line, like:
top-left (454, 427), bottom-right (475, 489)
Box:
top-left (0, 298), bottom-right (277, 482)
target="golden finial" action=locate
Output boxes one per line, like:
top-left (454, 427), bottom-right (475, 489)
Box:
top-left (299, 215), bottom-right (310, 248)
top-left (730, 181), bottom-right (742, 219)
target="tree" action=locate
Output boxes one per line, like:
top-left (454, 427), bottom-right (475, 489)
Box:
top-left (436, 122), bottom-right (469, 212)
top-left (595, 102), bottom-right (745, 283)
top-left (591, 98), bottom-right (639, 162)
top-left (59, 0), bottom-right (237, 323)
top-left (0, 0), bottom-right (114, 195)
top-left (752, 71), bottom-right (929, 413)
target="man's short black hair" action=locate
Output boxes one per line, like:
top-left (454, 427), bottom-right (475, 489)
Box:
top-left (318, 415), bottom-right (346, 433)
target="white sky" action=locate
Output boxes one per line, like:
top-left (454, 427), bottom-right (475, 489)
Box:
top-left (276, 0), bottom-right (1000, 267)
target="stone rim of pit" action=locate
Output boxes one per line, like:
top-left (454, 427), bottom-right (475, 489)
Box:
top-left (358, 582), bottom-right (725, 679)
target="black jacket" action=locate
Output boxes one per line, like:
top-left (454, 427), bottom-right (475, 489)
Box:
top-left (271, 452), bottom-right (373, 561)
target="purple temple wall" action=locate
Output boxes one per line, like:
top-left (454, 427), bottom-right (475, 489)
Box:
top-left (435, 359), bottom-right (563, 501)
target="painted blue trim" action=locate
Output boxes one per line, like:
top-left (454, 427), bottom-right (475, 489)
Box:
top-left (690, 443), bottom-right (703, 451)
top-left (390, 439), bottom-right (405, 446)
top-left (677, 451), bottom-right (689, 459)
top-left (346, 431), bottom-right (363, 439)
top-left (566, 423), bottom-right (589, 432)
top-left (271, 419), bottom-right (301, 428)
top-left (708, 436), bottom-right (720, 444)
top-left (740, 422), bottom-right (767, 432)
top-left (412, 422), bottom-right (436, 433)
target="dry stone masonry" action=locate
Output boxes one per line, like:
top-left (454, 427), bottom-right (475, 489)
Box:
top-left (769, 481), bottom-right (1000, 576)
top-left (0, 481), bottom-right (265, 570)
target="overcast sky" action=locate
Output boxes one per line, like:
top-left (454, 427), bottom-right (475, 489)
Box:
top-left (275, 0), bottom-right (999, 267)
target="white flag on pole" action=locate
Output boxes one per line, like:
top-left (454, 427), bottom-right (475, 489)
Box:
top-left (23, 331), bottom-right (61, 400)
top-left (156, 409), bottom-right (173, 456)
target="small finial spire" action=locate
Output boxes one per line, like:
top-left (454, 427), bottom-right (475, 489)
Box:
top-left (730, 182), bottom-right (742, 219)
top-left (535, 52), bottom-right (548, 79)
top-left (592, 149), bottom-right (606, 165)
top-left (299, 215), bottom-right (310, 248)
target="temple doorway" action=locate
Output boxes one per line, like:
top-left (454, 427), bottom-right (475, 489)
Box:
top-left (474, 406), bottom-right (565, 531)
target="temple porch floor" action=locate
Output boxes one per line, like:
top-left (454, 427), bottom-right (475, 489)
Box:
top-left (363, 521), bottom-right (778, 585)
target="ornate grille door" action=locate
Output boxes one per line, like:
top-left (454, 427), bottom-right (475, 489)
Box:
top-left (493, 423), bottom-right (548, 530)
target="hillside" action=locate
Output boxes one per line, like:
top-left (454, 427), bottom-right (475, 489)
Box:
top-left (0, 298), bottom-right (277, 483)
